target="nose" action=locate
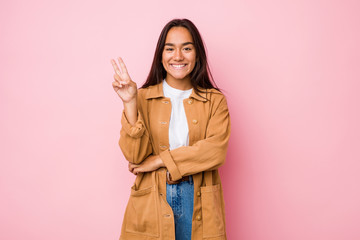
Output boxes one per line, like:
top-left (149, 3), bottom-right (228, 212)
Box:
top-left (173, 49), bottom-right (184, 61)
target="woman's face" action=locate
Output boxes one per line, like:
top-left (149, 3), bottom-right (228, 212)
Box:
top-left (162, 27), bottom-right (196, 83)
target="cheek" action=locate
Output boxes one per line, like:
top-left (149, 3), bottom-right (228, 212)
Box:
top-left (190, 54), bottom-right (196, 65)
top-left (162, 56), bottom-right (170, 67)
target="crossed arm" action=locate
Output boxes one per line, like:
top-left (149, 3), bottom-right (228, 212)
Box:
top-left (120, 96), bottom-right (231, 179)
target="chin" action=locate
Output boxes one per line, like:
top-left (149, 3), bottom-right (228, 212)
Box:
top-left (168, 71), bottom-right (189, 80)
top-left (172, 75), bottom-right (189, 81)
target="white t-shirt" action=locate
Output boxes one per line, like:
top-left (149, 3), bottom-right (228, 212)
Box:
top-left (162, 80), bottom-right (193, 150)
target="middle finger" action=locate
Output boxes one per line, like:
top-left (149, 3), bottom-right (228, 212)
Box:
top-left (117, 57), bottom-right (128, 74)
top-left (114, 73), bottom-right (127, 85)
top-left (111, 59), bottom-right (121, 75)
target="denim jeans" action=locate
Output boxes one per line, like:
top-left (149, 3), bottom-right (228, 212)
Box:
top-left (166, 175), bottom-right (194, 240)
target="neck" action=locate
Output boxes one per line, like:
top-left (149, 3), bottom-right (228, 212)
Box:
top-left (165, 76), bottom-right (192, 90)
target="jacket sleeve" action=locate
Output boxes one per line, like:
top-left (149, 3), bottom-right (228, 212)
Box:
top-left (159, 95), bottom-right (231, 181)
top-left (118, 95), bottom-right (153, 164)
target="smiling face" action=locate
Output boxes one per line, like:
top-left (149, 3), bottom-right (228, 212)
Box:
top-left (162, 27), bottom-right (196, 89)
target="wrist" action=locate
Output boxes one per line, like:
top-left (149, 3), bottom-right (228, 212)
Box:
top-left (156, 155), bottom-right (165, 168)
top-left (123, 98), bottom-right (138, 126)
top-left (123, 97), bottom-right (137, 106)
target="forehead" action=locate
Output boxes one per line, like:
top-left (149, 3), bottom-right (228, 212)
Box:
top-left (165, 27), bottom-right (193, 44)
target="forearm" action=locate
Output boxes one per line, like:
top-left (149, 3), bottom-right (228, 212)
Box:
top-left (159, 138), bottom-right (229, 180)
top-left (123, 98), bottom-right (138, 126)
top-left (128, 155), bottom-right (166, 175)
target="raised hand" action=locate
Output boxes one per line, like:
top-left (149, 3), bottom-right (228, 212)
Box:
top-left (111, 57), bottom-right (137, 103)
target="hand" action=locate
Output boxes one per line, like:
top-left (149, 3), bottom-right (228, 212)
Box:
top-left (128, 155), bottom-right (165, 175)
top-left (111, 57), bottom-right (137, 103)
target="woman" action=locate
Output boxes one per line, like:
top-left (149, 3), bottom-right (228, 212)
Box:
top-left (111, 18), bottom-right (231, 240)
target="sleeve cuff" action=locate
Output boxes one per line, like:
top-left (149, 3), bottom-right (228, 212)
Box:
top-left (120, 110), bottom-right (146, 138)
top-left (159, 150), bottom-right (182, 181)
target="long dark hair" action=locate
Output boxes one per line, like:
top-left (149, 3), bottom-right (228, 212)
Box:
top-left (141, 18), bottom-right (220, 95)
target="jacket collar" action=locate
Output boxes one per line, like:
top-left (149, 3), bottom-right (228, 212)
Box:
top-left (145, 81), bottom-right (208, 102)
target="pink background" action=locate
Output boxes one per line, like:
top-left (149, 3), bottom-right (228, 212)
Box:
top-left (1, 0), bottom-right (360, 239)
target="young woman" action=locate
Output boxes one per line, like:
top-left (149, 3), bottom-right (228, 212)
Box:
top-left (111, 18), bottom-right (231, 240)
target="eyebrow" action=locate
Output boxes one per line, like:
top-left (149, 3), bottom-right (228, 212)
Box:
top-left (164, 42), bottom-right (194, 46)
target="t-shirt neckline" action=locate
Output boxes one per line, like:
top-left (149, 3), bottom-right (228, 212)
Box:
top-left (163, 79), bottom-right (193, 97)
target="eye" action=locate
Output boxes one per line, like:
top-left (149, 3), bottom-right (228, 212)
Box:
top-left (184, 47), bottom-right (192, 51)
top-left (165, 48), bottom-right (174, 51)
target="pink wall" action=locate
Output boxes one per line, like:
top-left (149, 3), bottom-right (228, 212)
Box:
top-left (1, 0), bottom-right (360, 239)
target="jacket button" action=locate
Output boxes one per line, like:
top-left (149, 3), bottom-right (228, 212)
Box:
top-left (196, 215), bottom-right (201, 221)
top-left (188, 99), bottom-right (193, 104)
top-left (164, 214), bottom-right (171, 218)
top-left (160, 145), bottom-right (168, 149)
top-left (192, 119), bottom-right (198, 124)
top-left (162, 100), bottom-right (169, 104)
top-left (160, 121), bottom-right (167, 124)
top-left (197, 191), bottom-right (201, 197)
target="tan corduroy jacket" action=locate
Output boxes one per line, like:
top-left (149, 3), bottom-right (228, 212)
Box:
top-left (118, 81), bottom-right (231, 240)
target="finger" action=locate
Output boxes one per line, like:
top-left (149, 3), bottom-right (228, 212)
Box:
top-left (111, 59), bottom-right (121, 75)
top-left (128, 163), bottom-right (134, 172)
top-left (117, 57), bottom-right (128, 74)
top-left (128, 163), bottom-right (139, 173)
top-left (112, 81), bottom-right (122, 89)
top-left (114, 74), bottom-right (128, 85)
top-left (133, 168), bottom-right (141, 175)
top-left (129, 162), bottom-right (139, 168)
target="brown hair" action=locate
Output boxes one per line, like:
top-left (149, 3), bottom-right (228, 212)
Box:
top-left (141, 18), bottom-right (220, 95)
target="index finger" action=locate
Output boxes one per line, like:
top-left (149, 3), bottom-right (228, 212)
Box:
top-left (111, 59), bottom-right (121, 75)
top-left (117, 57), bottom-right (128, 74)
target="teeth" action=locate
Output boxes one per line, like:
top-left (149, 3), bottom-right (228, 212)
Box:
top-left (171, 64), bottom-right (186, 68)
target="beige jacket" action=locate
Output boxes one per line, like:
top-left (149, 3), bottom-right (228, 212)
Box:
top-left (118, 81), bottom-right (231, 240)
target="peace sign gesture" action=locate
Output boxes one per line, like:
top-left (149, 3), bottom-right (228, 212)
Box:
top-left (111, 57), bottom-right (137, 103)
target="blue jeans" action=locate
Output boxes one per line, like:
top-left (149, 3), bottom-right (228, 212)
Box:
top-left (166, 175), bottom-right (194, 240)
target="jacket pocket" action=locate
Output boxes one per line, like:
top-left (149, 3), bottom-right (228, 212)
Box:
top-left (200, 184), bottom-right (225, 238)
top-left (125, 185), bottom-right (159, 237)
